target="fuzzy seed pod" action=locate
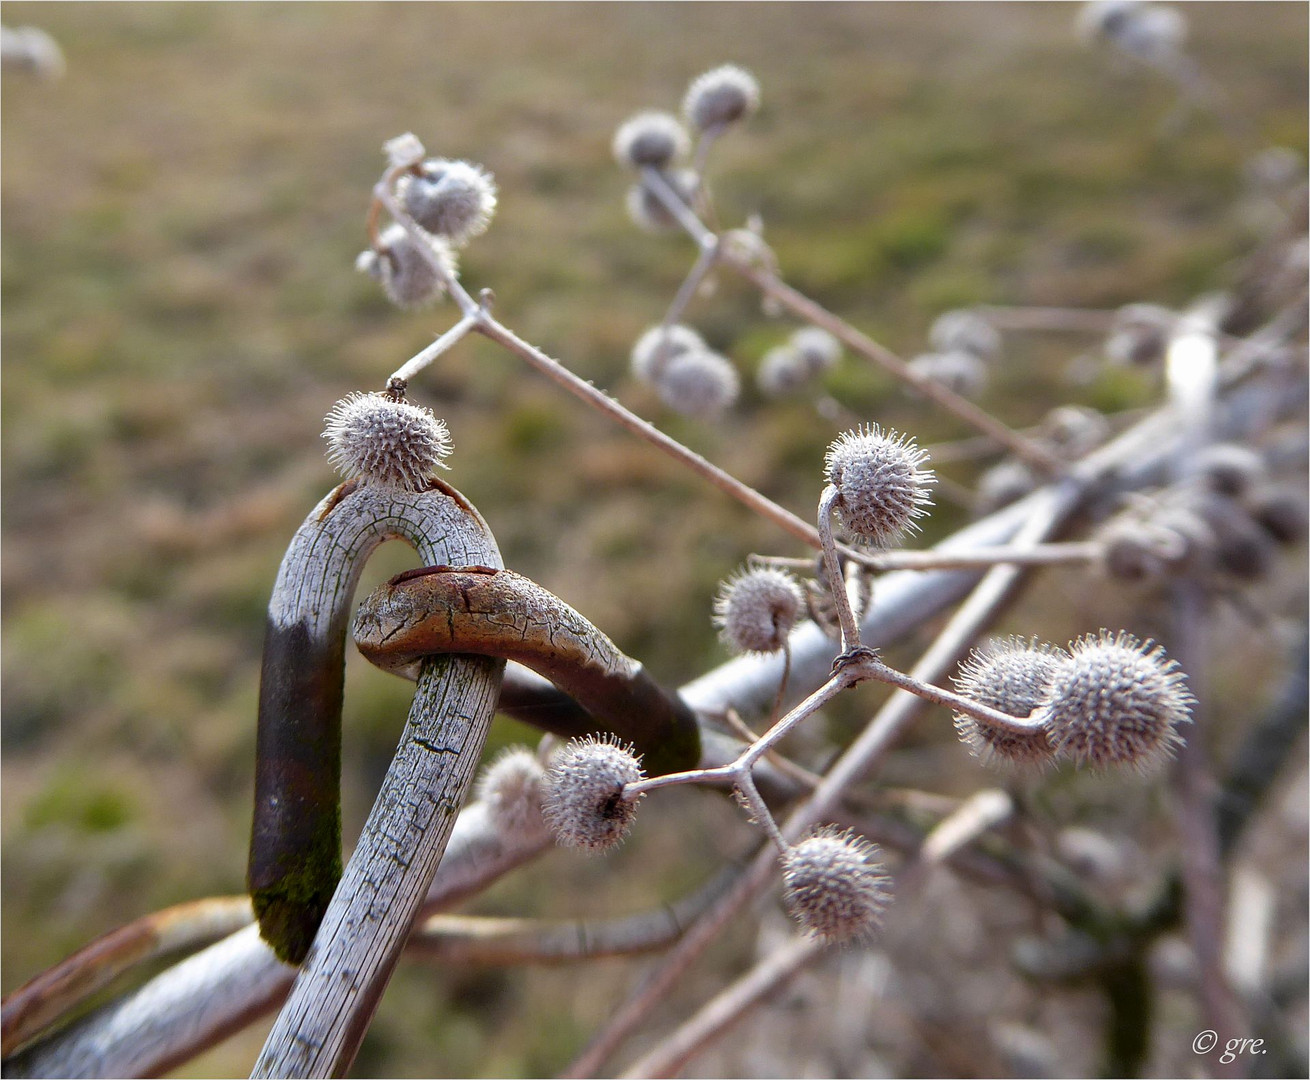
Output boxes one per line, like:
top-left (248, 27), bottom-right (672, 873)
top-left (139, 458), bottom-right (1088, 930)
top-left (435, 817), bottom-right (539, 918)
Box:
top-left (655, 348), bottom-right (740, 419)
top-left (542, 735), bottom-right (645, 853)
top-left (625, 168), bottom-right (701, 232)
top-left (1104, 303), bottom-right (1174, 366)
top-left (1077, 0), bottom-right (1141, 43)
top-left (631, 323), bottom-right (705, 384)
top-left (1193, 443), bottom-right (1266, 499)
top-left (907, 351), bottom-right (988, 399)
top-left (824, 425), bottom-right (935, 547)
top-left (713, 567), bottom-right (805, 655)
top-left (370, 223), bottom-right (457, 309)
top-left (976, 459), bottom-right (1037, 515)
top-left (782, 826), bottom-right (891, 945)
top-left (400, 159), bottom-right (497, 245)
top-left (1039, 405), bottom-right (1110, 459)
top-left (476, 746), bottom-right (550, 844)
top-left (952, 638), bottom-right (1068, 769)
top-left (612, 110), bottom-right (691, 170)
top-left (929, 309), bottom-right (1001, 363)
top-left (756, 345), bottom-right (812, 398)
top-left (1038, 631), bottom-right (1192, 772)
top-left (384, 132), bottom-right (426, 169)
top-left (682, 64), bottom-right (761, 132)
top-left (790, 327), bottom-right (842, 373)
top-left (322, 391), bottom-right (452, 491)
top-left (1190, 493), bottom-right (1276, 581)
top-left (1244, 484), bottom-right (1309, 545)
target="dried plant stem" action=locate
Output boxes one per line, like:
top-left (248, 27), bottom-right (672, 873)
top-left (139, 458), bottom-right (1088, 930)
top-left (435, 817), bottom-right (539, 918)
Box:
top-left (817, 485), bottom-right (863, 652)
top-left (389, 314), bottom-right (479, 385)
top-left (621, 934), bottom-right (825, 1079)
top-left (662, 234), bottom-right (720, 330)
top-left (755, 540), bottom-right (1101, 574)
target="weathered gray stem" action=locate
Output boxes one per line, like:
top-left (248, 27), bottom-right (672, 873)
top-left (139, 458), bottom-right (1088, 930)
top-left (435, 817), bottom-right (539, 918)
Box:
top-left (251, 652), bottom-right (504, 1079)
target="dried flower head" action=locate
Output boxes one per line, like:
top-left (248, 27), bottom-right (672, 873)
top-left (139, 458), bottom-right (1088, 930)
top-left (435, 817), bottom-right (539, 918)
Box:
top-left (1039, 631), bottom-right (1192, 772)
top-left (625, 168), bottom-right (701, 232)
top-left (952, 638), bottom-right (1068, 769)
top-left (976, 459), bottom-right (1037, 514)
top-left (476, 746), bottom-right (549, 844)
top-left (1105, 303), bottom-right (1174, 366)
top-left (790, 326), bottom-right (842, 373)
top-left (369, 223), bottom-right (457, 309)
top-left (613, 110), bottom-right (691, 170)
top-left (1245, 484), bottom-right (1309, 545)
top-left (1193, 443), bottom-right (1266, 499)
top-left (907, 351), bottom-right (988, 399)
top-left (782, 826), bottom-right (891, 945)
top-left (631, 323), bottom-right (705, 384)
top-left (683, 64), bottom-right (761, 132)
top-left (655, 348), bottom-right (740, 419)
top-left (542, 735), bottom-right (645, 853)
top-left (929, 309), bottom-right (1001, 363)
top-left (756, 345), bottom-right (811, 398)
top-left (1039, 405), bottom-right (1110, 459)
top-left (400, 159), bottom-right (497, 245)
top-left (323, 390), bottom-right (452, 491)
top-left (713, 567), bottom-right (805, 654)
top-left (824, 425), bottom-right (935, 546)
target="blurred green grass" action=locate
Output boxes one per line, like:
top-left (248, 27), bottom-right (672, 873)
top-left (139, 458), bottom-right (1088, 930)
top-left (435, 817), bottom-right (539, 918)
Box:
top-left (2, 3), bottom-right (1305, 1076)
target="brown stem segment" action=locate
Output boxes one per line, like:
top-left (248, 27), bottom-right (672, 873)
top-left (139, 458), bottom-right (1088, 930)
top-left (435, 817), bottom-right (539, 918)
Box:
top-left (352, 566), bottom-right (702, 777)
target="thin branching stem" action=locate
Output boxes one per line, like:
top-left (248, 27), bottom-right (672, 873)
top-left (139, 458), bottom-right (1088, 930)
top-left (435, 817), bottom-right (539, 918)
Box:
top-left (817, 485), bottom-right (862, 653)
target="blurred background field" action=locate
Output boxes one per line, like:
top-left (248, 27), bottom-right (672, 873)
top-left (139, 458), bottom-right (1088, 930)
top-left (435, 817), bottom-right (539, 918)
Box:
top-left (2, 3), bottom-right (1306, 1077)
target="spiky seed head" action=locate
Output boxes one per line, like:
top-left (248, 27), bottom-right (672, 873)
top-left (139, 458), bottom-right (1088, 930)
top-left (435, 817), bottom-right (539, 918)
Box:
top-left (655, 349), bottom-right (740, 419)
top-left (384, 132), bottom-right (426, 169)
top-left (1190, 493), bottom-right (1276, 581)
top-left (542, 735), bottom-right (645, 853)
top-left (631, 323), bottom-right (705, 384)
top-left (1076, 0), bottom-right (1141, 43)
top-left (756, 345), bottom-right (812, 398)
top-left (929, 309), bottom-right (1001, 363)
top-left (1193, 443), bottom-right (1266, 499)
top-left (782, 826), bottom-right (891, 945)
top-left (1115, 4), bottom-right (1187, 61)
top-left (323, 391), bottom-right (452, 491)
top-left (1245, 484), bottom-right (1309, 545)
top-left (1, 25), bottom-right (65, 80)
top-left (907, 351), bottom-right (988, 399)
top-left (682, 64), bottom-right (760, 132)
top-left (824, 425), bottom-right (935, 547)
top-left (372, 223), bottom-right (457, 309)
top-left (400, 159), bottom-right (497, 245)
top-left (1105, 303), bottom-right (1174, 366)
top-left (1097, 516), bottom-right (1186, 584)
top-left (713, 567), bottom-right (805, 655)
top-left (952, 638), bottom-right (1068, 769)
top-left (1040, 405), bottom-right (1110, 458)
top-left (976, 459), bottom-right (1037, 514)
top-left (1038, 631), bottom-right (1193, 772)
top-left (625, 168), bottom-right (701, 232)
top-left (790, 327), bottom-right (842, 373)
top-left (1148, 504), bottom-right (1217, 574)
top-left (476, 746), bottom-right (550, 843)
top-left (612, 111), bottom-right (691, 170)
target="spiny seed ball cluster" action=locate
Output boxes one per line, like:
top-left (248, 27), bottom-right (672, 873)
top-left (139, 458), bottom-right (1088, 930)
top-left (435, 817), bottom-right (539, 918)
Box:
top-left (656, 349), bottom-right (740, 419)
top-left (626, 168), bottom-right (701, 232)
top-left (1246, 484), bottom-right (1309, 545)
top-left (476, 746), bottom-right (549, 844)
top-left (952, 639), bottom-right (1068, 769)
top-left (631, 323), bottom-right (704, 384)
top-left (782, 826), bottom-right (891, 945)
top-left (907, 351), bottom-right (988, 399)
top-left (824, 425), bottom-right (935, 546)
top-left (683, 64), bottom-right (760, 132)
top-left (1105, 303), bottom-right (1174, 366)
top-left (929, 309), bottom-right (1001, 363)
top-left (713, 567), bottom-right (805, 655)
top-left (612, 110), bottom-right (691, 170)
top-left (323, 391), bottom-right (452, 491)
top-left (542, 735), bottom-right (645, 853)
top-left (362, 223), bottom-right (457, 309)
top-left (1038, 631), bottom-right (1192, 772)
top-left (1193, 443), bottom-right (1266, 499)
top-left (400, 159), bottom-right (497, 246)
top-left (1040, 405), bottom-right (1110, 458)
top-left (1191, 493), bottom-right (1275, 581)
top-left (1098, 517), bottom-right (1188, 584)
